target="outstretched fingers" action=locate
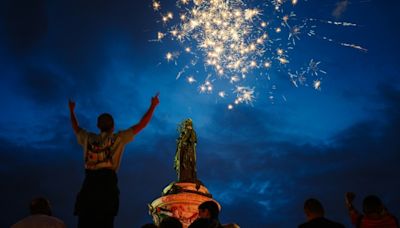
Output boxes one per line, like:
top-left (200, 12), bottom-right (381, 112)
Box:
top-left (152, 92), bottom-right (160, 106)
top-left (68, 99), bottom-right (76, 111)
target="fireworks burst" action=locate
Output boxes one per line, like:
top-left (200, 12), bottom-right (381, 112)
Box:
top-left (150, 0), bottom-right (366, 109)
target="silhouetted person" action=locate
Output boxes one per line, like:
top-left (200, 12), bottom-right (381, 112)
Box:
top-left (141, 223), bottom-right (158, 228)
top-left (159, 216), bottom-right (183, 228)
top-left (298, 198), bottom-right (345, 228)
top-left (345, 192), bottom-right (399, 228)
top-left (11, 197), bottom-right (66, 228)
top-left (69, 93), bottom-right (159, 228)
top-left (189, 218), bottom-right (213, 228)
top-left (189, 201), bottom-right (223, 228)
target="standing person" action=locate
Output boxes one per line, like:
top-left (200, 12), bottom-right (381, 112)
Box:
top-left (345, 192), bottom-right (399, 228)
top-left (189, 201), bottom-right (223, 228)
top-left (11, 197), bottom-right (66, 228)
top-left (159, 216), bottom-right (183, 228)
top-left (298, 198), bottom-right (345, 228)
top-left (69, 93), bottom-right (160, 228)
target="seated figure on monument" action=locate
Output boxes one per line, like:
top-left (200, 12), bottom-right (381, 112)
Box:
top-left (174, 119), bottom-right (198, 183)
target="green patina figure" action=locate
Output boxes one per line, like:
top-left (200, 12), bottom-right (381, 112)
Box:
top-left (174, 119), bottom-right (197, 182)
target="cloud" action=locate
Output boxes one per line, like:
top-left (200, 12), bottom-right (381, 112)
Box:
top-left (17, 65), bottom-right (70, 105)
top-left (191, 84), bottom-right (400, 227)
top-left (1, 81), bottom-right (399, 227)
top-left (3, 0), bottom-right (48, 54)
top-left (332, 0), bottom-right (349, 18)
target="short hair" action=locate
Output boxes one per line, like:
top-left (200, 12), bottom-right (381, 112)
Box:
top-left (304, 198), bottom-right (325, 216)
top-left (97, 113), bottom-right (114, 132)
top-left (30, 197), bottom-right (52, 216)
top-left (363, 195), bottom-right (383, 214)
top-left (199, 201), bottom-right (220, 220)
top-left (159, 216), bottom-right (182, 228)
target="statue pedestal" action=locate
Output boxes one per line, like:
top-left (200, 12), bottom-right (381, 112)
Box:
top-left (149, 182), bottom-right (220, 228)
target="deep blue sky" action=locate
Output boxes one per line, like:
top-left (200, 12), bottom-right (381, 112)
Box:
top-left (0, 0), bottom-right (399, 227)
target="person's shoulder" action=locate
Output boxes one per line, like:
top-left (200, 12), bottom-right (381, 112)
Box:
top-left (322, 217), bottom-right (345, 228)
top-left (116, 128), bottom-right (135, 142)
top-left (298, 221), bottom-right (308, 228)
top-left (299, 218), bottom-right (345, 228)
top-left (38, 215), bottom-right (66, 227)
top-left (298, 222), bottom-right (312, 228)
top-left (11, 215), bottom-right (65, 228)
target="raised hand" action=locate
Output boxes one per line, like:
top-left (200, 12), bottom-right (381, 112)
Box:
top-left (345, 192), bottom-right (356, 207)
top-left (69, 99), bottom-right (76, 112)
top-left (151, 92), bottom-right (160, 107)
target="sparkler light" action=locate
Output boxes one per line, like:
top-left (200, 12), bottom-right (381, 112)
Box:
top-left (150, 0), bottom-right (366, 109)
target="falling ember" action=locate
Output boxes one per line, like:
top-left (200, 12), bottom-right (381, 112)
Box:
top-left (278, 57), bottom-right (289, 64)
top-left (166, 52), bottom-right (174, 61)
top-left (152, 1), bottom-right (161, 11)
top-left (230, 75), bottom-right (240, 83)
top-left (157, 32), bottom-right (165, 41)
top-left (261, 21), bottom-right (267, 27)
top-left (187, 76), bottom-right (196, 84)
top-left (234, 86), bottom-right (255, 104)
top-left (313, 80), bottom-right (321, 90)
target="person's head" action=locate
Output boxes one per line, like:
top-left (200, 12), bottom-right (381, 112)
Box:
top-left (198, 200), bottom-right (220, 220)
top-left (97, 113), bottom-right (114, 133)
top-left (304, 198), bottom-right (324, 220)
top-left (29, 197), bottom-right (52, 216)
top-left (159, 216), bottom-right (182, 228)
top-left (363, 195), bottom-right (384, 215)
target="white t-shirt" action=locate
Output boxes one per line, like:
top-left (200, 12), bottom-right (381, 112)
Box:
top-left (11, 215), bottom-right (66, 228)
top-left (75, 128), bottom-right (135, 171)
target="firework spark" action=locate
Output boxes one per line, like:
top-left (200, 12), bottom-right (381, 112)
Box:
top-left (150, 0), bottom-right (366, 108)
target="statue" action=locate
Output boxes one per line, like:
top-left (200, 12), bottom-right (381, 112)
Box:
top-left (149, 119), bottom-right (220, 227)
top-left (174, 119), bottom-right (197, 183)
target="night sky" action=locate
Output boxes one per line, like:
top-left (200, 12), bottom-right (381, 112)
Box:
top-left (1, 0), bottom-right (399, 227)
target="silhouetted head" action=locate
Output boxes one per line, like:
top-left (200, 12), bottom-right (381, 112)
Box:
top-left (159, 216), bottom-right (182, 228)
top-left (97, 113), bottom-right (114, 133)
top-left (29, 197), bottom-right (52, 216)
top-left (304, 198), bottom-right (325, 220)
top-left (363, 195), bottom-right (384, 215)
top-left (198, 200), bottom-right (220, 220)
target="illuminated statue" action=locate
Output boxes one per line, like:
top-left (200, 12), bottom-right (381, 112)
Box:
top-left (174, 119), bottom-right (197, 182)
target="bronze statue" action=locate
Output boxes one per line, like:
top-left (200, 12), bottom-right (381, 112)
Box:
top-left (174, 119), bottom-right (197, 182)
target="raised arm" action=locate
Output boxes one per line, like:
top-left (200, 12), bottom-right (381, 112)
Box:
top-left (130, 93), bottom-right (160, 135)
top-left (69, 99), bottom-right (80, 134)
top-left (345, 192), bottom-right (361, 225)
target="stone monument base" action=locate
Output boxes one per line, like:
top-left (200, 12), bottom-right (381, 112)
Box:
top-left (149, 182), bottom-right (220, 227)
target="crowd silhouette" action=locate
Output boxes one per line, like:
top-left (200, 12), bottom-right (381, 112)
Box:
top-left (10, 193), bottom-right (399, 227)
